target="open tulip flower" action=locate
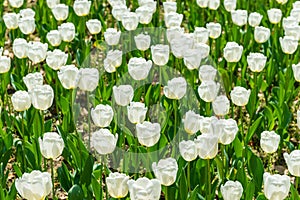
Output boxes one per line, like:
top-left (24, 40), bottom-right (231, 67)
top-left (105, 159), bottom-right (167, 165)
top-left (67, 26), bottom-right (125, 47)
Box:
top-left (221, 180), bottom-right (243, 200)
top-left (163, 77), bottom-right (187, 100)
top-left (263, 173), bottom-right (290, 200)
top-left (127, 177), bottom-right (161, 200)
top-left (284, 150), bottom-right (300, 177)
top-left (260, 131), bottom-right (280, 154)
top-left (91, 104), bottom-right (114, 127)
top-left (39, 132), bottom-right (65, 159)
top-left (106, 172), bottom-right (130, 198)
top-left (152, 157), bottom-right (178, 186)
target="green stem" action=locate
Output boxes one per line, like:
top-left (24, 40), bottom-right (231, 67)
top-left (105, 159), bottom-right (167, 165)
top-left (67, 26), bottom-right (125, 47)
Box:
top-left (100, 157), bottom-right (103, 200)
top-left (296, 177), bottom-right (299, 190)
top-left (55, 73), bottom-right (60, 122)
top-left (268, 154), bottom-right (272, 172)
top-left (187, 162), bottom-right (191, 192)
top-left (165, 186), bottom-right (169, 200)
top-left (104, 156), bottom-right (109, 200)
top-left (206, 102), bottom-right (211, 116)
top-left (51, 159), bottom-right (55, 198)
top-left (87, 91), bottom-right (91, 151)
top-left (207, 159), bottom-right (211, 199)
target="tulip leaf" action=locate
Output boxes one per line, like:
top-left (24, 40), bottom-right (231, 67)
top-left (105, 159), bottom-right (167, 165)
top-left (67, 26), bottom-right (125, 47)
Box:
top-left (290, 184), bottom-right (300, 199)
top-left (247, 149), bottom-right (264, 194)
top-left (91, 176), bottom-right (101, 200)
top-left (214, 156), bottom-right (224, 182)
top-left (188, 185), bottom-right (199, 200)
top-left (68, 184), bottom-right (84, 200)
top-left (256, 194), bottom-right (268, 200)
top-left (80, 154), bottom-right (94, 186)
top-left (246, 116), bottom-right (263, 144)
top-left (58, 162), bottom-right (72, 192)
top-left (179, 169), bottom-right (188, 200)
top-left (245, 180), bottom-right (255, 200)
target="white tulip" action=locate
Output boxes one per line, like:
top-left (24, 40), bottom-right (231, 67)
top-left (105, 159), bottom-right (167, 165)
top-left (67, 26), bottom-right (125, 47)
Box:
top-left (230, 86), bottom-right (251, 106)
top-left (152, 157), bottom-right (178, 186)
top-left (11, 91), bottom-right (31, 112)
top-left (136, 121), bottom-right (161, 147)
top-left (183, 110), bottom-right (202, 135)
top-left (231, 10), bottom-right (248, 26)
top-left (127, 102), bottom-right (148, 124)
top-left (284, 25), bottom-right (300, 41)
top-left (224, 0), bottom-right (236, 12)
top-left (91, 104), bottom-right (114, 128)
top-left (19, 8), bottom-right (35, 18)
top-left (151, 44), bottom-right (170, 66)
top-left (134, 33), bottom-right (151, 51)
top-left (8, 0), bottom-right (23, 8)
top-left (77, 68), bottom-right (99, 91)
top-left (163, 77), bottom-right (187, 100)
top-left (52, 4), bottom-right (69, 21)
top-left (193, 27), bottom-right (209, 44)
top-left (113, 85), bottom-right (134, 106)
top-left (279, 36), bottom-right (298, 54)
top-left (199, 65), bottom-right (217, 82)
top-left (122, 12), bottom-right (139, 31)
top-left (179, 140), bottom-right (198, 161)
top-left (284, 150), bottom-right (300, 177)
top-left (136, 6), bottom-right (153, 24)
top-left (127, 177), bottom-right (161, 200)
top-left (106, 172), bottom-right (129, 198)
top-left (248, 12), bottom-right (263, 27)
top-left (30, 85), bottom-right (54, 111)
top-left (91, 129), bottom-right (118, 155)
top-left (112, 5), bottom-right (130, 21)
top-left (206, 22), bottom-right (222, 39)
top-left (282, 16), bottom-right (298, 31)
top-left (104, 28), bottom-right (121, 46)
top-left (247, 52), bottom-right (267, 72)
top-left (263, 173), bottom-right (290, 200)
top-left (276, 0), bottom-right (288, 4)
top-left (128, 57), bottom-right (152, 80)
top-left (183, 49), bottom-right (202, 70)
top-left (208, 0), bottom-right (220, 10)
top-left (260, 131), bottom-right (280, 154)
top-left (3, 13), bottom-right (19, 30)
top-left (23, 72), bottom-right (43, 91)
top-left (58, 65), bottom-right (79, 89)
top-left (195, 134), bottom-right (218, 159)
top-left (164, 12), bottom-right (183, 28)
top-left (194, 43), bottom-right (210, 59)
top-left (46, 30), bottom-right (62, 47)
top-left (103, 50), bottom-right (122, 73)
top-left (223, 42), bottom-right (243, 63)
top-left (39, 132), bottom-right (65, 159)
top-left (163, 2), bottom-right (177, 14)
top-left (13, 38), bottom-right (28, 59)
top-left (166, 27), bottom-right (184, 43)
top-left (199, 116), bottom-right (218, 134)
top-left (46, 49), bottom-right (68, 70)
top-left (27, 41), bottom-right (48, 64)
top-left (0, 56), bottom-right (11, 74)
top-left (198, 81), bottom-right (220, 102)
top-left (221, 180), bottom-right (243, 200)
top-left (212, 95), bottom-right (230, 116)
top-left (58, 22), bottom-right (75, 42)
top-left (73, 0), bottom-right (91, 16)
top-left (18, 17), bottom-right (36, 35)
top-left (86, 19), bottom-right (102, 34)
top-left (196, 0), bottom-right (208, 8)
top-left (215, 119), bottom-right (238, 145)
top-left (267, 8), bottom-right (282, 24)
top-left (46, 0), bottom-right (60, 9)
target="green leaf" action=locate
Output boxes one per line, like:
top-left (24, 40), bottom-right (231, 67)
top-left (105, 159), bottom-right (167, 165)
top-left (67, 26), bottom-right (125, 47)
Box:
top-left (188, 185), bottom-right (199, 200)
top-left (58, 162), bottom-right (72, 192)
top-left (179, 169), bottom-right (188, 200)
top-left (247, 149), bottom-right (264, 193)
top-left (246, 116), bottom-right (263, 143)
top-left (80, 154), bottom-right (94, 186)
top-left (68, 184), bottom-right (84, 200)
top-left (245, 180), bottom-right (255, 200)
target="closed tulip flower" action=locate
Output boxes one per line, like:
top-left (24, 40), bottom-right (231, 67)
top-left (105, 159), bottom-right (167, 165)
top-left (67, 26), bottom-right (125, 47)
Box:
top-left (138, 0), bottom-right (156, 13)
top-left (103, 50), bottom-right (122, 73)
top-left (39, 132), bottom-right (65, 159)
top-left (15, 170), bottom-right (52, 200)
top-left (73, 0), bottom-right (91, 16)
top-left (267, 8), bottom-right (282, 24)
top-left (46, 0), bottom-right (59, 9)
top-left (215, 119), bottom-right (238, 145)
top-left (113, 85), bottom-right (134, 106)
top-left (206, 22), bottom-right (222, 39)
top-left (294, 1), bottom-right (300, 9)
top-left (134, 33), bottom-right (151, 51)
top-left (8, 0), bottom-right (23, 8)
top-left (199, 116), bottom-right (218, 134)
top-left (164, 12), bottom-right (183, 28)
top-left (91, 104), bottom-right (114, 127)
top-left (247, 52), bottom-right (267, 72)
top-left (198, 81), bottom-right (220, 102)
top-left (179, 140), bottom-right (198, 161)
top-left (11, 91), bottom-right (31, 112)
top-left (58, 22), bottom-right (75, 42)
top-left (0, 56), bottom-right (11, 74)
top-left (194, 43), bottom-right (210, 59)
top-left (86, 19), bottom-right (102, 34)
top-left (284, 150), bottom-right (300, 177)
top-left (108, 0), bottom-right (126, 7)
top-left (58, 65), bottom-right (79, 89)
top-left (260, 131), bottom-right (280, 154)
top-left (284, 25), bottom-right (300, 41)
top-left (223, 42), bottom-right (243, 63)
top-left (230, 86), bottom-right (251, 106)
top-left (248, 12), bottom-right (263, 27)
top-left (77, 68), bottom-right (99, 91)
top-left (263, 173), bottom-right (290, 200)
top-left (112, 5), bottom-right (129, 21)
top-left (152, 157), bottom-right (178, 186)
top-left (23, 72), bottom-right (43, 91)
top-left (212, 95), bottom-right (230, 116)
top-left (91, 129), bottom-right (118, 155)
top-left (224, 0), bottom-right (236, 12)
top-left (193, 27), bottom-right (209, 44)
top-left (52, 4), bottom-right (69, 21)
top-left (166, 27), bottom-right (184, 43)
top-left (163, 77), bottom-right (187, 100)
top-left (279, 36), bottom-right (298, 54)
top-left (208, 0), bottom-right (220, 10)
top-left (183, 110), bottom-right (202, 135)
top-left (293, 63), bottom-right (300, 82)
top-left (128, 57), bottom-right (152, 80)
top-left (170, 35), bottom-right (193, 59)
top-left (104, 28), bottom-right (121, 46)
top-left (30, 85), bottom-right (54, 110)
top-left (106, 172), bottom-right (129, 198)
top-left (151, 44), bottom-right (170, 66)
top-left (196, 0), bottom-right (208, 8)
top-left (46, 30), bottom-right (61, 47)
top-left (163, 2), bottom-right (177, 14)
top-left (231, 10), bottom-right (248, 26)
top-left (290, 8), bottom-right (300, 22)
top-left (282, 16), bottom-right (298, 31)
top-left (276, 0), bottom-right (288, 4)
top-left (127, 177), bottom-right (161, 200)
top-left (183, 49), bottom-right (202, 70)
top-left (136, 6), bottom-right (153, 24)
top-left (254, 26), bottom-right (270, 43)
top-left (221, 180), bottom-right (243, 200)
top-left (136, 121), bottom-right (161, 147)
top-left (3, 13), bottom-right (19, 30)
top-left (27, 41), bottom-right (48, 64)
top-left (127, 102), bottom-right (147, 124)
top-left (46, 49), bottom-right (68, 70)
top-left (13, 38), bottom-right (28, 58)
top-left (122, 12), bottom-right (139, 31)
top-left (18, 17), bottom-right (35, 35)
top-left (195, 134), bottom-right (218, 159)
top-left (199, 65), bottom-right (217, 81)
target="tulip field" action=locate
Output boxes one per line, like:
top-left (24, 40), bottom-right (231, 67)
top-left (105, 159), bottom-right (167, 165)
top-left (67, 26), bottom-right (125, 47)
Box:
top-left (3, 0), bottom-right (300, 199)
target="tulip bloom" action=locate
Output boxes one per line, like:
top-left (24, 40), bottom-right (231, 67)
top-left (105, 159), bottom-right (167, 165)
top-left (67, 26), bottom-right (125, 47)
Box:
top-left (91, 104), bottom-right (114, 127)
top-left (164, 12), bottom-right (183, 28)
top-left (73, 0), bottom-right (91, 16)
top-left (279, 36), bottom-right (298, 54)
top-left (284, 25), bottom-right (300, 41)
top-left (11, 91), bottom-right (31, 112)
top-left (179, 140), bottom-right (198, 161)
top-left (276, 0), bottom-right (288, 4)
top-left (248, 12), bottom-right (263, 27)
top-left (193, 27), bottom-right (209, 44)
top-left (3, 13), bottom-right (19, 30)
top-left (30, 85), bottom-right (54, 111)
top-left (46, 0), bottom-right (59, 9)
top-left (46, 30), bottom-right (62, 47)
top-left (0, 55), bottom-right (11, 74)
top-left (195, 134), bottom-right (218, 159)
top-left (106, 172), bottom-right (130, 198)
top-left (183, 110), bottom-right (202, 135)
top-left (196, 0), bottom-right (208, 8)
top-left (163, 77), bottom-right (187, 100)
top-left (224, 0), bottom-right (236, 12)
top-left (134, 33), bottom-right (151, 51)
top-left (208, 0), bottom-right (220, 10)
top-left (221, 180), bottom-right (243, 200)
top-left (170, 34), bottom-right (193, 58)
top-left (136, 121), bottom-right (161, 147)
top-left (39, 132), bottom-right (65, 159)
top-left (103, 50), bottom-right (122, 73)
top-left (91, 129), bottom-right (118, 155)
top-left (77, 68), bottom-right (99, 91)
top-left (223, 42), bottom-right (243, 63)
top-left (58, 22), bottom-right (75, 42)
top-left (213, 119), bottom-right (238, 145)
top-left (58, 65), bottom-right (79, 89)
top-left (151, 44), bottom-right (170, 66)
top-left (127, 102), bottom-right (148, 124)
top-left (166, 27), bottom-right (184, 43)
top-left (15, 170), bottom-right (52, 200)
top-left (260, 130), bottom-right (280, 153)
top-left (8, 0), bottom-right (23, 8)
top-left (231, 10), bottom-right (248, 26)
top-left (152, 157), bottom-right (178, 186)
top-left (230, 86), bottom-right (251, 106)
top-left (212, 95), bottom-right (230, 116)
top-left (183, 49), bottom-right (202, 70)
top-left (52, 4), bottom-right (69, 21)
top-left (198, 81), bottom-right (220, 102)
top-left (104, 28), bottom-right (121, 46)
top-left (263, 172), bottom-right (290, 200)
top-left (128, 57), bottom-right (152, 80)
top-left (27, 41), bottom-right (48, 64)
top-left (86, 19), bottom-right (102, 34)
top-left (254, 26), bottom-right (271, 43)
top-left (282, 16), bottom-right (298, 31)
top-left (13, 38), bottom-right (28, 59)
top-left (18, 17), bottom-right (36, 35)
top-left (163, 2), bottom-right (177, 14)
top-left (112, 5), bottom-right (129, 21)
top-left (199, 65), bottom-right (217, 81)
top-left (127, 177), bottom-right (161, 200)
top-left (247, 52), bottom-right (267, 72)
top-left (121, 12), bottom-right (139, 31)
top-left (206, 22), bottom-right (222, 39)
top-left (284, 150), bottom-right (300, 177)
top-left (20, 8), bottom-right (35, 18)
top-left (136, 6), bottom-right (153, 24)
top-left (113, 85), bottom-right (134, 106)
top-left (267, 8), bottom-right (282, 24)
top-left (46, 49), bottom-right (68, 70)
top-left (199, 116), bottom-right (218, 134)
top-left (23, 72), bottom-right (44, 91)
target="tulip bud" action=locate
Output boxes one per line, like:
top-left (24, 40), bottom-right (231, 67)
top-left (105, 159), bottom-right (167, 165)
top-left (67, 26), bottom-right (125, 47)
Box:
top-left (104, 28), bottom-right (121, 46)
top-left (223, 42), bottom-right (243, 63)
top-left (91, 104), bottom-right (114, 127)
top-left (248, 12), bottom-right (263, 27)
top-left (290, 8), bottom-right (300, 22)
top-left (282, 16), bottom-right (298, 31)
top-left (8, 0), bottom-right (23, 8)
top-left (214, 118), bottom-right (238, 145)
top-left (170, 34), bottom-right (194, 59)
top-left (284, 25), bottom-right (300, 41)
top-left (136, 121), bottom-right (161, 147)
top-left (91, 129), bottom-right (118, 155)
top-left (179, 140), bottom-right (198, 161)
top-left (247, 52), bottom-right (267, 72)
top-left (128, 57), bottom-right (152, 80)
top-left (164, 12), bottom-right (183, 28)
top-left (212, 95), bottom-right (230, 116)
top-left (183, 49), bottom-right (202, 70)
top-left (221, 180), bottom-right (243, 200)
top-left (194, 43), bottom-right (210, 59)
top-left (18, 17), bottom-right (36, 35)
top-left (13, 38), bottom-right (28, 58)
top-left (260, 131), bottom-right (280, 154)
top-left (73, 0), bottom-right (91, 16)
top-left (164, 77), bottom-right (187, 100)
top-left (52, 4), bottom-right (69, 21)
top-left (46, 49), bottom-right (68, 70)
top-left (223, 0), bottom-right (236, 12)
top-left (39, 132), bottom-right (65, 159)
top-left (27, 41), bottom-right (48, 64)
top-left (198, 81), bottom-right (220, 102)
top-left (58, 65), bottom-right (79, 89)
top-left (122, 12), bottom-right (139, 31)
top-left (152, 158), bottom-right (178, 186)
top-left (263, 173), bottom-right (290, 200)
top-left (138, 0), bottom-right (156, 13)
top-left (208, 0), bottom-right (220, 10)
top-left (3, 13), bottom-right (19, 30)
top-left (134, 33), bottom-right (151, 51)
top-left (136, 6), bottom-right (153, 24)
top-left (231, 10), bottom-right (248, 26)
top-left (127, 102), bottom-right (147, 124)
top-left (276, 0), bottom-right (288, 4)
top-left (127, 178), bottom-right (161, 200)
top-left (106, 172), bottom-right (129, 198)
top-left (163, 2), bottom-right (177, 14)
top-left (23, 72), bottom-right (44, 91)
top-left (166, 27), bottom-right (184, 43)
top-left (267, 8), bottom-right (282, 24)
top-left (77, 68), bottom-right (99, 91)
top-left (15, 170), bottom-right (52, 200)
top-left (11, 91), bottom-right (31, 112)
top-left (195, 134), bottom-right (218, 159)
top-left (0, 56), bottom-right (11, 74)
top-left (279, 36), bottom-right (298, 54)
top-left (46, 0), bottom-right (59, 9)
top-left (284, 150), bottom-right (300, 177)
top-left (199, 116), bottom-right (218, 134)
top-left (151, 44), bottom-right (170, 66)
top-left (46, 30), bottom-right (62, 47)
top-left (103, 50), bottom-right (122, 73)
top-left (183, 110), bottom-right (202, 135)
top-left (199, 65), bottom-right (217, 81)
top-left (193, 27), bottom-right (209, 44)
top-left (112, 5), bottom-right (130, 21)
top-left (58, 22), bottom-right (75, 42)
top-left (206, 22), bottom-right (222, 39)
top-left (30, 85), bottom-right (54, 111)
top-left (20, 8), bottom-right (35, 18)
top-left (86, 19), bottom-right (102, 34)
top-left (113, 85), bottom-right (134, 106)
top-left (230, 86), bottom-right (251, 106)
top-left (196, 0), bottom-right (208, 8)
